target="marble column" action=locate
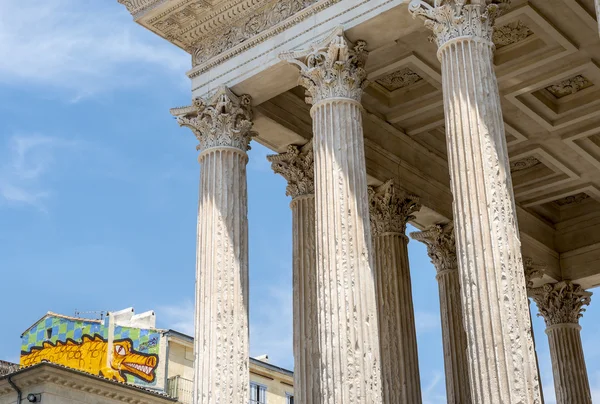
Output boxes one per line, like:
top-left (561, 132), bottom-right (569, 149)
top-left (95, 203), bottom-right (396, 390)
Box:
top-left (596, 0), bottom-right (600, 37)
top-left (410, 222), bottom-right (471, 404)
top-left (368, 180), bottom-right (422, 404)
top-left (531, 281), bottom-right (593, 404)
top-left (409, 2), bottom-right (542, 403)
top-left (170, 86), bottom-right (253, 404)
top-left (280, 31), bottom-right (383, 404)
top-left (267, 143), bottom-right (320, 404)
top-left (523, 257), bottom-right (546, 404)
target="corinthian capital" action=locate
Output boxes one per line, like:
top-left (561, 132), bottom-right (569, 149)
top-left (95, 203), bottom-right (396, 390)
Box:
top-left (267, 143), bottom-right (314, 199)
top-left (522, 257), bottom-right (545, 289)
top-left (170, 86), bottom-right (256, 153)
top-left (530, 281), bottom-right (592, 327)
top-left (410, 222), bottom-right (457, 274)
top-left (368, 180), bottom-right (421, 236)
top-left (408, 0), bottom-right (511, 48)
top-left (280, 29), bottom-right (369, 104)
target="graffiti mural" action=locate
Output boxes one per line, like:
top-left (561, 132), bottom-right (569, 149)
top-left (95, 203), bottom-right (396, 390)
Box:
top-left (20, 313), bottom-right (164, 387)
top-left (21, 334), bottom-right (158, 383)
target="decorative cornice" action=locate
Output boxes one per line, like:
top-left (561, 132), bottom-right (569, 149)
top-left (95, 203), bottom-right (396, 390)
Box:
top-left (530, 281), bottom-right (592, 326)
top-left (408, 0), bottom-right (511, 49)
top-left (368, 179), bottom-right (421, 236)
top-left (522, 256), bottom-right (545, 289)
top-left (267, 143), bottom-right (314, 199)
top-left (170, 86), bottom-right (256, 153)
top-left (280, 29), bottom-right (369, 104)
top-left (117, 0), bottom-right (160, 15)
top-left (191, 0), bottom-right (320, 66)
top-left (410, 222), bottom-right (457, 274)
top-left (186, 0), bottom-right (345, 78)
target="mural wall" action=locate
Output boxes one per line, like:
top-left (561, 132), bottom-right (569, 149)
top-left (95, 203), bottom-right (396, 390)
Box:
top-left (20, 315), bottom-right (164, 388)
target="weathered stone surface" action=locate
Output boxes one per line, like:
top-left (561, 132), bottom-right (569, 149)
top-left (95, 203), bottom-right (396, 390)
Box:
top-left (411, 223), bottom-right (471, 404)
top-left (531, 282), bottom-right (593, 404)
top-left (410, 2), bottom-right (543, 403)
top-left (369, 180), bottom-right (422, 404)
top-left (171, 87), bottom-right (251, 404)
top-left (281, 32), bottom-right (383, 404)
top-left (267, 143), bottom-right (320, 404)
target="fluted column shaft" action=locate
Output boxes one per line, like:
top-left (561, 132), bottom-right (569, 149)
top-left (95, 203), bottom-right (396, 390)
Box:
top-left (268, 144), bottom-right (320, 404)
top-left (410, 2), bottom-right (542, 403)
top-left (171, 87), bottom-right (253, 404)
top-left (281, 32), bottom-right (383, 403)
top-left (374, 234), bottom-right (421, 403)
top-left (437, 267), bottom-right (471, 403)
top-left (411, 223), bottom-right (471, 404)
top-left (547, 325), bottom-right (590, 404)
top-left (531, 281), bottom-right (593, 404)
top-left (596, 0), bottom-right (600, 37)
top-left (369, 181), bottom-right (422, 404)
top-left (291, 195), bottom-right (319, 404)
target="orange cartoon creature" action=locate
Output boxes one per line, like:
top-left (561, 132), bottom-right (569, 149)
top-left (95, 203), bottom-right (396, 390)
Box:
top-left (20, 334), bottom-right (158, 383)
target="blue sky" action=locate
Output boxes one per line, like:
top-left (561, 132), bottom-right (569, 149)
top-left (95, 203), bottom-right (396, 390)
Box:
top-left (0, 1), bottom-right (598, 403)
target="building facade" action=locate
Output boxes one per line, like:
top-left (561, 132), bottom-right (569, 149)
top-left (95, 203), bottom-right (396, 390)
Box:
top-left (116, 1), bottom-right (600, 404)
top-left (12, 310), bottom-right (293, 404)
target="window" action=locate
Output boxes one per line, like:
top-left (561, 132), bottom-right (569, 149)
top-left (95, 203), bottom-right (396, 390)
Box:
top-left (250, 383), bottom-right (266, 404)
top-left (286, 393), bottom-right (294, 404)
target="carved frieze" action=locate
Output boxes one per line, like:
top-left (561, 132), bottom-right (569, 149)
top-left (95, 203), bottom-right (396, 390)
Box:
top-left (545, 75), bottom-right (594, 98)
top-left (170, 86), bottom-right (256, 152)
top-left (267, 143), bottom-right (314, 199)
top-left (376, 68), bottom-right (423, 91)
top-left (410, 222), bottom-right (457, 273)
top-left (368, 179), bottom-right (421, 236)
top-left (553, 192), bottom-right (591, 207)
top-left (510, 156), bottom-right (541, 172)
top-left (408, 0), bottom-right (511, 48)
top-left (281, 32), bottom-right (369, 104)
top-left (530, 281), bottom-right (592, 326)
top-left (192, 0), bottom-right (317, 65)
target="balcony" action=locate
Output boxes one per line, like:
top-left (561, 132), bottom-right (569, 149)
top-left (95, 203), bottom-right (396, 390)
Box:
top-left (167, 375), bottom-right (193, 404)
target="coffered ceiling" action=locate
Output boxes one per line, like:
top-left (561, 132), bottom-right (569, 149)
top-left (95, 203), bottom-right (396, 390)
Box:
top-left (253, 0), bottom-right (600, 286)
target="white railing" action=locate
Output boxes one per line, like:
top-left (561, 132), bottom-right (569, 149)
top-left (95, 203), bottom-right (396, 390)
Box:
top-left (167, 375), bottom-right (194, 404)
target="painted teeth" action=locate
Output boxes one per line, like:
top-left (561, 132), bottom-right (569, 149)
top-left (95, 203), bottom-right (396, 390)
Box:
top-left (125, 362), bottom-right (152, 374)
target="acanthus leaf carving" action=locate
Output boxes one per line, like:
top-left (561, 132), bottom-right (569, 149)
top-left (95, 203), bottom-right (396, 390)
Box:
top-left (408, 0), bottom-right (511, 49)
top-left (410, 222), bottom-right (457, 274)
top-left (368, 179), bottom-right (421, 236)
top-left (170, 86), bottom-right (256, 152)
top-left (530, 281), bottom-right (592, 326)
top-left (280, 30), bottom-right (369, 104)
top-left (267, 143), bottom-right (314, 199)
top-left (522, 256), bottom-right (545, 289)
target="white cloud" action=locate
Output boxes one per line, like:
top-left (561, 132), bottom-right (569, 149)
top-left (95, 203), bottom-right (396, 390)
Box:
top-left (156, 299), bottom-right (195, 336)
top-left (0, 0), bottom-right (189, 98)
top-left (250, 284), bottom-right (294, 370)
top-left (156, 285), bottom-right (294, 371)
top-left (415, 310), bottom-right (441, 335)
top-left (0, 133), bottom-right (76, 210)
top-left (421, 370), bottom-right (447, 404)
